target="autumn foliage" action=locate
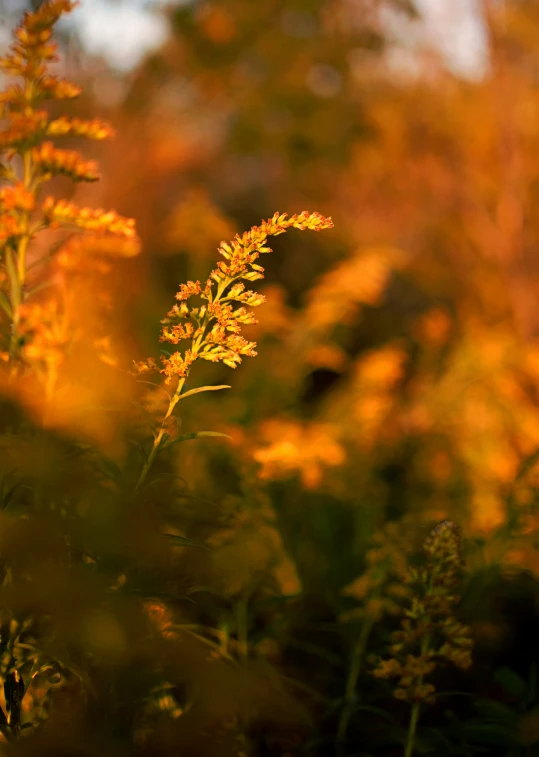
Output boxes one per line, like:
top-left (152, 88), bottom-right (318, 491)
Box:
top-left (1, 0), bottom-right (539, 755)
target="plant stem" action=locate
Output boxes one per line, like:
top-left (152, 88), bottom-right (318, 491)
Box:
top-left (9, 108), bottom-right (33, 364)
top-left (336, 617), bottom-right (374, 756)
top-left (403, 634), bottom-right (430, 757)
top-left (236, 592), bottom-right (249, 664)
top-left (134, 376), bottom-right (186, 490)
top-left (134, 279), bottom-right (231, 491)
top-left (404, 702), bottom-right (420, 757)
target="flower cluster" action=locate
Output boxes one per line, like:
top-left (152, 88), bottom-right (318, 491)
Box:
top-left (0, 0), bottom-right (140, 368)
top-left (31, 142), bottom-right (100, 182)
top-left (372, 520), bottom-right (473, 705)
top-left (18, 298), bottom-right (70, 374)
top-left (42, 198), bottom-right (137, 237)
top-left (252, 417), bottom-right (345, 489)
top-left (341, 520), bottom-right (413, 624)
top-left (134, 211), bottom-right (333, 384)
top-left (46, 116), bottom-right (115, 140)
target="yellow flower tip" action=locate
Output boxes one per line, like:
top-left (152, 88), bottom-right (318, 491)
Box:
top-left (33, 142), bottom-right (100, 182)
top-left (24, 0), bottom-right (77, 33)
top-left (43, 198), bottom-right (137, 237)
top-left (153, 209), bottom-right (332, 381)
top-left (41, 76), bottom-right (82, 100)
top-left (174, 281), bottom-right (202, 301)
top-left (0, 2), bottom-right (77, 82)
top-left (423, 519), bottom-right (462, 566)
top-left (47, 117), bottom-right (115, 140)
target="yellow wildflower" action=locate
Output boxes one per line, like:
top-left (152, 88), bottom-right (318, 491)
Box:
top-left (137, 211), bottom-right (333, 384)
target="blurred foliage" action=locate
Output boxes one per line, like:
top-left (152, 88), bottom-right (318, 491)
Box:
top-left (3, 0), bottom-right (539, 756)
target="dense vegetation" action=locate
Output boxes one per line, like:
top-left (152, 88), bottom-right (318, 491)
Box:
top-left (1, 1), bottom-right (539, 755)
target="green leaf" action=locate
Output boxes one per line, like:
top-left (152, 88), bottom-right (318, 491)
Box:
top-left (473, 699), bottom-right (518, 724)
top-left (352, 704), bottom-right (399, 726)
top-left (128, 439), bottom-right (150, 464)
top-left (464, 721), bottom-right (515, 746)
top-left (176, 384), bottom-right (231, 401)
top-left (278, 673), bottom-right (331, 704)
top-left (162, 533), bottom-right (210, 550)
top-left (0, 292), bottom-right (12, 320)
top-left (185, 585), bottom-right (230, 598)
top-left (135, 379), bottom-right (172, 401)
top-left (24, 279), bottom-right (55, 298)
top-left (98, 456), bottom-right (125, 485)
top-left (0, 482), bottom-right (18, 511)
top-left (160, 431), bottom-right (232, 451)
top-left (117, 587), bottom-right (195, 603)
top-left (494, 667), bottom-right (526, 699)
top-left (284, 639), bottom-right (341, 666)
top-left (195, 431), bottom-right (232, 438)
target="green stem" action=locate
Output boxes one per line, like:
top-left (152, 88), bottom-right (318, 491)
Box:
top-left (404, 702), bottom-right (421, 757)
top-left (403, 634), bottom-right (430, 757)
top-left (134, 277), bottom-right (233, 491)
top-left (134, 376), bottom-right (187, 490)
top-left (336, 617), bottom-right (374, 756)
top-left (8, 127), bottom-right (33, 363)
top-left (236, 592), bottom-right (249, 664)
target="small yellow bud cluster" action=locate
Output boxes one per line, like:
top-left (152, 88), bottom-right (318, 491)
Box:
top-left (372, 521), bottom-right (473, 705)
top-left (0, 216), bottom-right (25, 247)
top-left (0, 110), bottom-right (49, 152)
top-left (0, 183), bottom-right (35, 245)
top-left (40, 76), bottom-right (82, 100)
top-left (42, 198), bottom-right (137, 237)
top-left (32, 142), bottom-right (100, 182)
top-left (46, 117), bottom-right (115, 140)
top-left (134, 211), bottom-right (333, 384)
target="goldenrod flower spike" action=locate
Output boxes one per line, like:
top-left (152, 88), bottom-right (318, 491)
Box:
top-left (133, 211), bottom-right (333, 489)
top-left (0, 0), bottom-right (140, 366)
top-left (372, 520), bottom-right (473, 757)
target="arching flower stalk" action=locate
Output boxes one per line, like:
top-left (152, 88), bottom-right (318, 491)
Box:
top-left (132, 210), bottom-right (333, 489)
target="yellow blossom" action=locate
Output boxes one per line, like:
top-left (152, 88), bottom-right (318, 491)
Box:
top-left (138, 211), bottom-right (333, 384)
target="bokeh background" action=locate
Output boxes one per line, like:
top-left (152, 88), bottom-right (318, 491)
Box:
top-left (4, 1), bottom-right (539, 754)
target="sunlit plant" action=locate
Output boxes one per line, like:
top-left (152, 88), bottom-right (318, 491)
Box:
top-left (0, 0), bottom-right (335, 741)
top-left (0, 0), bottom-right (140, 401)
top-left (132, 210), bottom-right (333, 488)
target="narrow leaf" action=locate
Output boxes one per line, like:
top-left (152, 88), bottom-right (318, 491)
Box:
top-left (495, 667), bottom-right (525, 699)
top-left (0, 292), bottom-right (12, 320)
top-left (161, 431), bottom-right (232, 451)
top-left (24, 279), bottom-right (55, 298)
top-left (162, 533), bottom-right (210, 550)
top-left (177, 384), bottom-right (231, 401)
top-left (5, 250), bottom-right (19, 310)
